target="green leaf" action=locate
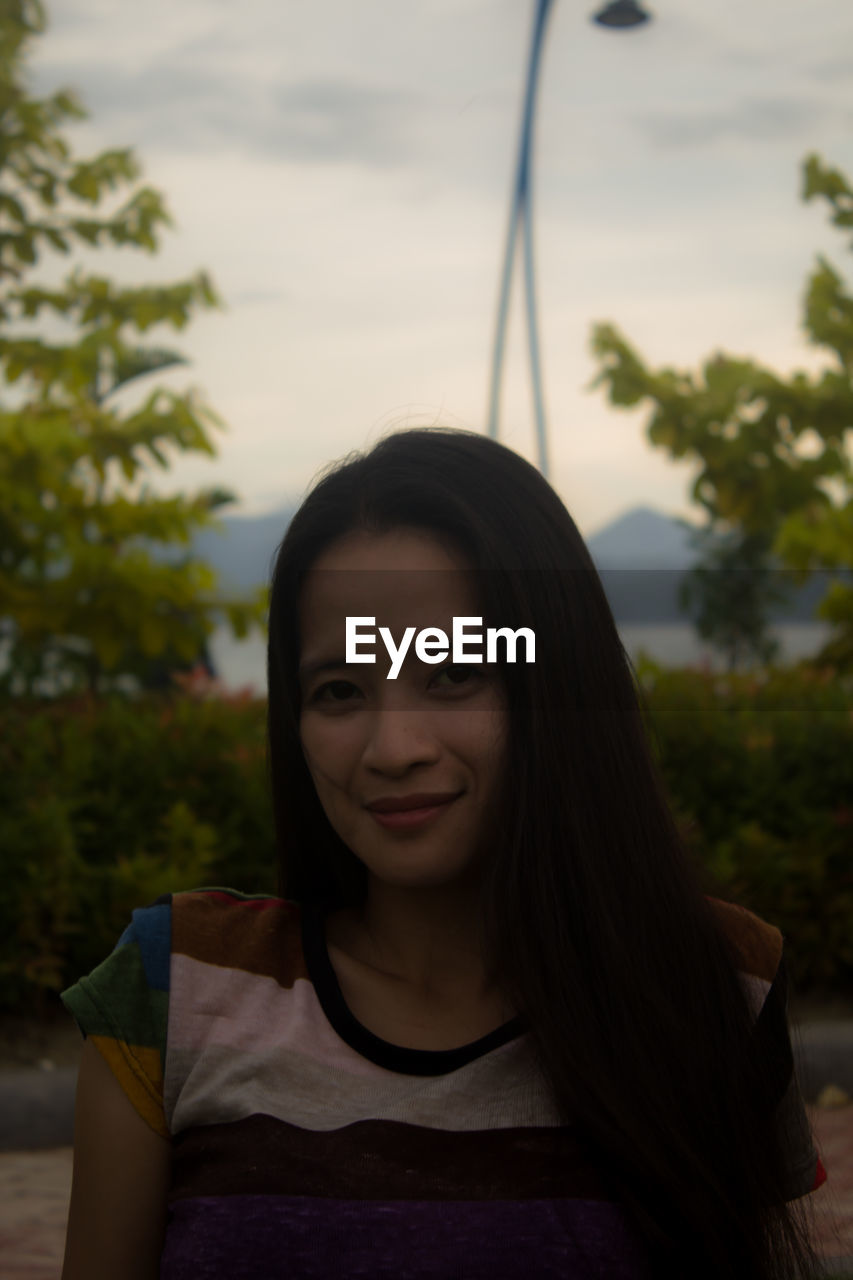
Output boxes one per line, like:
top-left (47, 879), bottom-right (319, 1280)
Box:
top-left (66, 168), bottom-right (101, 203)
top-left (70, 220), bottom-right (103, 246)
top-left (0, 194), bottom-right (26, 223)
top-left (42, 226), bottom-right (70, 253)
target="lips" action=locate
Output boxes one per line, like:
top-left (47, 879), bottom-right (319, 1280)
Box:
top-left (365, 791), bottom-right (462, 813)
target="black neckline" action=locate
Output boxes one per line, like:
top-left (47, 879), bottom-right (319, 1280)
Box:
top-left (299, 899), bottom-right (526, 1076)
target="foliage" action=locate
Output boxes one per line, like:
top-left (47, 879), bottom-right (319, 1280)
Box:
top-left (673, 524), bottom-right (791, 672)
top-left (0, 0), bottom-right (268, 699)
top-left (0, 681), bottom-right (275, 1010)
top-left (633, 654), bottom-right (853, 991)
top-left (588, 153), bottom-right (853, 671)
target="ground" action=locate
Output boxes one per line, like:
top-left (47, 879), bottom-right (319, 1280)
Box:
top-left (0, 1009), bottom-right (84, 1072)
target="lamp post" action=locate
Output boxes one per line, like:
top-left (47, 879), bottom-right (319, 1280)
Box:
top-left (486, 0), bottom-right (654, 478)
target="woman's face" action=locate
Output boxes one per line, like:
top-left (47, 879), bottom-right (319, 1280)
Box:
top-left (297, 527), bottom-right (509, 892)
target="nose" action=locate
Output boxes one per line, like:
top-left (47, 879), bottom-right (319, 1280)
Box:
top-left (360, 704), bottom-right (441, 774)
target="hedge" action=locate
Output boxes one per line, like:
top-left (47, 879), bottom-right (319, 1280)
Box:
top-left (0, 657), bottom-right (850, 1013)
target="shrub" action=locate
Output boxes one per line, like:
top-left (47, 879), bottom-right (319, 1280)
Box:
top-left (1, 658), bottom-right (850, 1012)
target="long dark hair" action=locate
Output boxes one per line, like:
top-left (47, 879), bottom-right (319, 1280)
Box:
top-left (265, 426), bottom-right (820, 1278)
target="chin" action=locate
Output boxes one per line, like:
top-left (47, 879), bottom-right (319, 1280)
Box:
top-left (371, 859), bottom-right (480, 889)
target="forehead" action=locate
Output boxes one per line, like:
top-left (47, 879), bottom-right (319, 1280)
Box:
top-left (298, 529), bottom-right (480, 636)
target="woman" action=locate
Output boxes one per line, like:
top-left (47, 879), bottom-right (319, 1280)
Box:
top-left (61, 426), bottom-right (825, 1279)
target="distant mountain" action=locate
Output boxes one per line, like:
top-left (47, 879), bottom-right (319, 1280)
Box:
top-left (140, 505), bottom-right (297, 593)
top-left (141, 501), bottom-right (844, 625)
top-left (191, 508), bottom-right (298, 593)
top-left (585, 504), bottom-right (844, 622)
top-left (586, 505), bottom-right (700, 569)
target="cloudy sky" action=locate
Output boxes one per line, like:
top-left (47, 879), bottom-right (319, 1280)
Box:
top-left (19, 0), bottom-right (853, 541)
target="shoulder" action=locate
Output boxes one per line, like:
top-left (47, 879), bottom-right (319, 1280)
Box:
top-left (704, 895), bottom-right (783, 984)
top-left (703, 898), bottom-right (825, 1199)
top-left (169, 887), bottom-right (305, 985)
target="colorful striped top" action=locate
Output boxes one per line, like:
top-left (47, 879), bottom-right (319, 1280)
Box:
top-left (60, 888), bottom-right (827, 1279)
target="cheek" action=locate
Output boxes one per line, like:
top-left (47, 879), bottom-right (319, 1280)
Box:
top-left (298, 719), bottom-right (330, 787)
top-left (462, 702), bottom-right (509, 756)
top-left (481, 715), bottom-right (510, 789)
top-left (299, 715), bottom-right (359, 781)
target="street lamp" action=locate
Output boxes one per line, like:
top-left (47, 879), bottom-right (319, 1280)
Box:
top-left (487, 0), bottom-right (653, 479)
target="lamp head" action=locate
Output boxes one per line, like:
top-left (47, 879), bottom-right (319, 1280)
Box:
top-left (592, 0), bottom-right (652, 28)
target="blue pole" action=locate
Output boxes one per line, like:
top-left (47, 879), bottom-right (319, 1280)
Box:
top-left (523, 137), bottom-right (550, 479)
top-left (486, 0), bottom-right (556, 478)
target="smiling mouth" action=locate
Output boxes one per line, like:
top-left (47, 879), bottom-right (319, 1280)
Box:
top-left (365, 791), bottom-right (463, 814)
top-left (366, 795), bottom-right (460, 829)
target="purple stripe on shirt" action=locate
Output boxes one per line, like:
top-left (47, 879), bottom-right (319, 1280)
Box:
top-left (159, 1194), bottom-right (653, 1280)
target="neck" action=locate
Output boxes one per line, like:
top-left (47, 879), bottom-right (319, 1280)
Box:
top-left (339, 876), bottom-right (502, 1007)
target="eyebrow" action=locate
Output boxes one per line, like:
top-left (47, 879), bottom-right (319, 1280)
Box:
top-left (298, 649), bottom-right (444, 685)
top-left (298, 657), bottom-right (351, 684)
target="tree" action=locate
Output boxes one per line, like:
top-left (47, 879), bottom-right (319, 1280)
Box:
top-left (588, 152), bottom-right (853, 672)
top-left (673, 524), bottom-right (789, 672)
top-left (0, 0), bottom-right (268, 699)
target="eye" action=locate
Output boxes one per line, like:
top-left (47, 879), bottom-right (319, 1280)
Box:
top-left (310, 679), bottom-right (360, 704)
top-left (307, 664), bottom-right (483, 706)
top-left (431, 663), bottom-right (482, 690)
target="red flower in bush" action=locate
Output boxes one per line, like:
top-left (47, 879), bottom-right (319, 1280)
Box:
top-left (168, 665), bottom-right (257, 704)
